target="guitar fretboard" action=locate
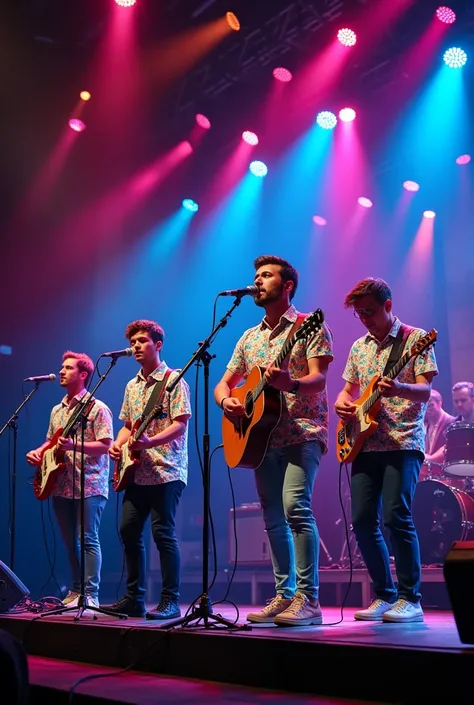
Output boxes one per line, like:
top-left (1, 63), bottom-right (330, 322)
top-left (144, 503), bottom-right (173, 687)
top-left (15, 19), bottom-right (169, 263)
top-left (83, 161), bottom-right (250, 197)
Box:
top-left (362, 350), bottom-right (411, 415)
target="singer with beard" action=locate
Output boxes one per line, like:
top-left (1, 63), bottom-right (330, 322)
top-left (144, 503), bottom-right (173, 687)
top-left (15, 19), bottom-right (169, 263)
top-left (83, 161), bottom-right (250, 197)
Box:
top-left (214, 255), bottom-right (333, 627)
top-left (26, 351), bottom-right (113, 610)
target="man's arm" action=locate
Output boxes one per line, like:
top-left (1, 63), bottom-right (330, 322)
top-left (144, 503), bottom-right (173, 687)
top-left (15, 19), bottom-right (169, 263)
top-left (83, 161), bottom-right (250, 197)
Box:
top-left (214, 370), bottom-right (245, 417)
top-left (264, 355), bottom-right (332, 394)
top-left (378, 372), bottom-right (435, 402)
top-left (334, 381), bottom-right (360, 422)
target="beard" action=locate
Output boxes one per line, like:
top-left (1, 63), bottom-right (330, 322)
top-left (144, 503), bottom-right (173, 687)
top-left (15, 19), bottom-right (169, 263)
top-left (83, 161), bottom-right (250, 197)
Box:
top-left (254, 282), bottom-right (285, 307)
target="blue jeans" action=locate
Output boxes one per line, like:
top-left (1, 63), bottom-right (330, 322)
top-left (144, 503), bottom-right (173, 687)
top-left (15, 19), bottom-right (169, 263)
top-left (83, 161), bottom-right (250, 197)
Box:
top-left (254, 440), bottom-right (322, 599)
top-left (52, 495), bottom-right (107, 601)
top-left (351, 450), bottom-right (423, 603)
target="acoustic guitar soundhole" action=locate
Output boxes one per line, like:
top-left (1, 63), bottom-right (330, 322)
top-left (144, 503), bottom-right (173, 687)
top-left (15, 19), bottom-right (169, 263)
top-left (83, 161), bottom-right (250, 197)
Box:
top-left (244, 392), bottom-right (254, 417)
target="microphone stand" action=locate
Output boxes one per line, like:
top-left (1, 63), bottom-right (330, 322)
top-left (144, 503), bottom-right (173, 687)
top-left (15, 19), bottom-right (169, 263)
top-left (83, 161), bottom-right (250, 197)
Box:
top-left (0, 383), bottom-right (43, 572)
top-left (40, 358), bottom-right (128, 621)
top-left (159, 294), bottom-right (252, 631)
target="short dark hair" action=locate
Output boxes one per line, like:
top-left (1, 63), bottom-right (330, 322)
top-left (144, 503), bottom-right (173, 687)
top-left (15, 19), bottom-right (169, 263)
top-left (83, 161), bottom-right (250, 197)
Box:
top-left (344, 277), bottom-right (392, 308)
top-left (253, 254), bottom-right (299, 300)
top-left (452, 381), bottom-right (474, 397)
top-left (62, 351), bottom-right (94, 386)
top-left (125, 320), bottom-right (164, 345)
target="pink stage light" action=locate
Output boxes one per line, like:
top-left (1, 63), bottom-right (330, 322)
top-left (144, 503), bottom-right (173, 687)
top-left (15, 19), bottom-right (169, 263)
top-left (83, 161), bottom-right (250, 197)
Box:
top-left (115, 0), bottom-right (137, 6)
top-left (339, 107), bottom-right (356, 122)
top-left (403, 180), bottom-right (420, 192)
top-left (273, 67), bottom-right (292, 82)
top-left (312, 215), bottom-right (327, 226)
top-left (423, 210), bottom-right (436, 219)
top-left (456, 154), bottom-right (471, 165)
top-left (337, 28), bottom-right (357, 47)
top-left (242, 131), bottom-right (259, 146)
top-left (358, 197), bottom-right (373, 208)
top-left (195, 113), bottom-right (211, 130)
top-left (69, 118), bottom-right (86, 132)
top-left (436, 6), bottom-right (456, 24)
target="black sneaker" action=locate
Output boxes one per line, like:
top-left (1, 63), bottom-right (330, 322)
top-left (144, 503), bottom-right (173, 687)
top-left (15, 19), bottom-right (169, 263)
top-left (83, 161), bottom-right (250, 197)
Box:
top-left (102, 596), bottom-right (146, 618)
top-left (146, 596), bottom-right (181, 620)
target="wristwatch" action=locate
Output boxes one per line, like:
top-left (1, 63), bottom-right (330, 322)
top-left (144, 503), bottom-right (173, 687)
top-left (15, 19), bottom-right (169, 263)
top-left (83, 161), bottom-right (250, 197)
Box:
top-left (288, 380), bottom-right (300, 395)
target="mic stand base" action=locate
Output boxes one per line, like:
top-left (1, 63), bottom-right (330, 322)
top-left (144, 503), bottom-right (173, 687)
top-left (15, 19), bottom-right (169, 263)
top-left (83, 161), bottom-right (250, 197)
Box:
top-left (39, 595), bottom-right (128, 621)
top-left (163, 593), bottom-right (251, 631)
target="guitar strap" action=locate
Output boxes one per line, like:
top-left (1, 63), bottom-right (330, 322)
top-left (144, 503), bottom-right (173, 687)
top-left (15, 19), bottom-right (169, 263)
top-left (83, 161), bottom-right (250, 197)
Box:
top-left (142, 368), bottom-right (173, 418)
top-left (382, 323), bottom-right (414, 377)
top-left (279, 313), bottom-right (307, 369)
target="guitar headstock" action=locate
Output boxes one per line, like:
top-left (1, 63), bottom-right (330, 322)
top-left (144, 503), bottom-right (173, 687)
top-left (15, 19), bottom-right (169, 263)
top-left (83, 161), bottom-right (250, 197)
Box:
top-left (409, 329), bottom-right (437, 357)
top-left (295, 309), bottom-right (325, 341)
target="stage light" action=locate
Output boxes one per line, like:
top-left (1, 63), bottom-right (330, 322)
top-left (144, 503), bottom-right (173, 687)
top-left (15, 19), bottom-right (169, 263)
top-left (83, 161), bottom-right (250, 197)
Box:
top-left (69, 118), bottom-right (86, 132)
top-left (423, 210), bottom-right (436, 219)
top-left (115, 0), bottom-right (137, 6)
top-left (436, 6), bottom-right (456, 24)
top-left (182, 198), bottom-right (199, 212)
top-left (273, 67), bottom-right (292, 82)
top-left (456, 154), bottom-right (471, 165)
top-left (242, 131), bottom-right (258, 146)
top-left (226, 12), bottom-right (240, 31)
top-left (443, 47), bottom-right (467, 68)
top-left (196, 113), bottom-right (211, 129)
top-left (339, 107), bottom-right (356, 122)
top-left (337, 28), bottom-right (357, 47)
top-left (403, 180), bottom-right (420, 192)
top-left (316, 111), bottom-right (337, 129)
top-left (358, 197), bottom-right (373, 208)
top-left (312, 215), bottom-right (327, 226)
top-left (80, 91), bottom-right (91, 101)
top-left (249, 161), bottom-right (268, 177)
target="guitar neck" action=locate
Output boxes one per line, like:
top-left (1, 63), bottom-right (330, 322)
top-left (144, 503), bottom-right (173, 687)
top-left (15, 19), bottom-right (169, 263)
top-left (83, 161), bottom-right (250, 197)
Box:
top-left (363, 350), bottom-right (411, 414)
top-left (133, 398), bottom-right (166, 440)
top-left (62, 397), bottom-right (92, 438)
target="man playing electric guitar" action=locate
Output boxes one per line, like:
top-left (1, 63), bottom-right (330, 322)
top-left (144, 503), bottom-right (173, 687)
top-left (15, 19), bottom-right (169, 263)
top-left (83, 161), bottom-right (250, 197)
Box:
top-left (214, 255), bottom-right (333, 627)
top-left (334, 278), bottom-right (438, 623)
top-left (105, 320), bottom-right (191, 620)
top-left (26, 351), bottom-right (113, 610)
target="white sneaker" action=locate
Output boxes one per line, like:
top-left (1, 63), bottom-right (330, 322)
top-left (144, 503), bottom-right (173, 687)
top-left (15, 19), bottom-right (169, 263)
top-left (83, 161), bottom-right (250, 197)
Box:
top-left (83, 596), bottom-right (100, 616)
top-left (382, 598), bottom-right (424, 623)
top-left (354, 598), bottom-right (395, 621)
top-left (247, 594), bottom-right (293, 623)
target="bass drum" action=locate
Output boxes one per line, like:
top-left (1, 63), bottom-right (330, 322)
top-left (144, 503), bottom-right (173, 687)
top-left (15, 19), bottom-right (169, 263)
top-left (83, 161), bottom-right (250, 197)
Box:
top-left (412, 479), bottom-right (474, 564)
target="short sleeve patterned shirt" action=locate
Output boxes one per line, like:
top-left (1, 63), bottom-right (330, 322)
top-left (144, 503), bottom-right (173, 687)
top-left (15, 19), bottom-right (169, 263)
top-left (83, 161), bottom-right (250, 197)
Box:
top-left (342, 318), bottom-right (438, 454)
top-left (226, 305), bottom-right (334, 452)
top-left (119, 361), bottom-right (191, 485)
top-left (46, 389), bottom-right (113, 499)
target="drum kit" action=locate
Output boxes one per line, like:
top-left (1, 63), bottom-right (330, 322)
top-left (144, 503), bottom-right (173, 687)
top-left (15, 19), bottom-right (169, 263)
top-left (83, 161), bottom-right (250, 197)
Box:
top-left (413, 423), bottom-right (474, 565)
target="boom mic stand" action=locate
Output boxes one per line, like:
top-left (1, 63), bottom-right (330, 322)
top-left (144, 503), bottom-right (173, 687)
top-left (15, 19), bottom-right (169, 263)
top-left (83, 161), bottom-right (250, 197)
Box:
top-left (160, 294), bottom-right (251, 631)
top-left (0, 383), bottom-right (44, 572)
top-left (40, 358), bottom-right (127, 621)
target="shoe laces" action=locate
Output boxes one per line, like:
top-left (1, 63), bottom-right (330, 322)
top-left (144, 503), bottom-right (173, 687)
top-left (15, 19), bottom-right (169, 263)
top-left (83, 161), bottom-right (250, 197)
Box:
top-left (368, 598), bottom-right (388, 610)
top-left (262, 594), bottom-right (286, 614)
top-left (391, 599), bottom-right (411, 613)
top-left (157, 596), bottom-right (175, 611)
top-left (285, 593), bottom-right (307, 615)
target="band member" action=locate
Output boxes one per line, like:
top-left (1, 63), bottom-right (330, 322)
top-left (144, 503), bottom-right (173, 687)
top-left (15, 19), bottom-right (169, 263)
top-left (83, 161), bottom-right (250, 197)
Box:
top-left (214, 255), bottom-right (333, 626)
top-left (26, 352), bottom-right (113, 609)
top-left (105, 320), bottom-right (191, 619)
top-left (452, 381), bottom-right (474, 422)
top-left (334, 278), bottom-right (437, 623)
top-left (423, 389), bottom-right (456, 466)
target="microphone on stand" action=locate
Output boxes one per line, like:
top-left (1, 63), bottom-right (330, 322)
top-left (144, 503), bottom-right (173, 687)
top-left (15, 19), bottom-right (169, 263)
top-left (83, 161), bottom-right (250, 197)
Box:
top-left (101, 348), bottom-right (133, 359)
top-left (219, 285), bottom-right (259, 297)
top-left (23, 373), bottom-right (57, 383)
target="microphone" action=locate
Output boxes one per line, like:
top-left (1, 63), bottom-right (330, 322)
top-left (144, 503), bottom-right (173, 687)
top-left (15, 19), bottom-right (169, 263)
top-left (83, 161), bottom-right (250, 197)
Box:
top-left (101, 347), bottom-right (133, 359)
top-left (219, 285), bottom-right (259, 297)
top-left (24, 373), bottom-right (56, 383)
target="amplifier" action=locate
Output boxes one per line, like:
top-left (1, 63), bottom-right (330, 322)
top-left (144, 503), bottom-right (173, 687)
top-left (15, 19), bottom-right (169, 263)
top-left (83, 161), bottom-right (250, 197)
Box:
top-left (228, 503), bottom-right (271, 565)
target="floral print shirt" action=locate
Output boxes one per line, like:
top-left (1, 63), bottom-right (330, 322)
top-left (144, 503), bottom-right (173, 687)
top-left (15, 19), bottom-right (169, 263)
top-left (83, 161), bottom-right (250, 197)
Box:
top-left (226, 305), bottom-right (334, 452)
top-left (46, 389), bottom-right (113, 499)
top-left (119, 361), bottom-right (191, 485)
top-left (342, 318), bottom-right (438, 454)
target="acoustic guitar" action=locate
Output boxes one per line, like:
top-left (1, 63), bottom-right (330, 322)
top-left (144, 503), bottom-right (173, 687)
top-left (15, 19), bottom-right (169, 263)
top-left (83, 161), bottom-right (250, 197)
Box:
top-left (335, 329), bottom-right (437, 463)
top-left (222, 309), bottom-right (325, 470)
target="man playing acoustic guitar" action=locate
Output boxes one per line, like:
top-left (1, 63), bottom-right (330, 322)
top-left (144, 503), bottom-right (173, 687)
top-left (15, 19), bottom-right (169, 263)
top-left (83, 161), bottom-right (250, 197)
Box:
top-left (105, 320), bottom-right (191, 620)
top-left (214, 255), bottom-right (333, 627)
top-left (334, 278), bottom-right (438, 623)
top-left (26, 351), bottom-right (113, 610)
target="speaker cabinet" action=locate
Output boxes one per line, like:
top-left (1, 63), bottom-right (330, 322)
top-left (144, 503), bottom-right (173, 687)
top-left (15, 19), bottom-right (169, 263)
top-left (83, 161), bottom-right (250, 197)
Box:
top-left (0, 561), bottom-right (29, 613)
top-left (228, 503), bottom-right (271, 564)
top-left (443, 541), bottom-right (474, 644)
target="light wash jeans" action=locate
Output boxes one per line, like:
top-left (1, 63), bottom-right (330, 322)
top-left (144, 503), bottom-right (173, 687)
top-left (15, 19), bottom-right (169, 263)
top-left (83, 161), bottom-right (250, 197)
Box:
top-left (254, 440), bottom-right (322, 599)
top-left (52, 495), bottom-right (107, 601)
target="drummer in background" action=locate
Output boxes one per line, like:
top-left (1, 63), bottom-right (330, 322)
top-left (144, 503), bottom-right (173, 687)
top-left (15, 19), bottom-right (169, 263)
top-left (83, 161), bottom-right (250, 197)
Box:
top-left (452, 381), bottom-right (474, 423)
top-left (423, 389), bottom-right (456, 465)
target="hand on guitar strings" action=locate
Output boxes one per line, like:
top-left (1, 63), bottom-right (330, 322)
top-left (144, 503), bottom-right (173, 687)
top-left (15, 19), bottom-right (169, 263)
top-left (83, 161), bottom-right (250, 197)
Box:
top-left (334, 400), bottom-right (357, 423)
top-left (108, 442), bottom-right (123, 461)
top-left (222, 397), bottom-right (245, 418)
top-left (26, 449), bottom-right (42, 465)
top-left (377, 376), bottom-right (403, 398)
top-left (57, 436), bottom-right (74, 451)
top-left (264, 364), bottom-right (294, 392)
top-left (128, 434), bottom-right (154, 452)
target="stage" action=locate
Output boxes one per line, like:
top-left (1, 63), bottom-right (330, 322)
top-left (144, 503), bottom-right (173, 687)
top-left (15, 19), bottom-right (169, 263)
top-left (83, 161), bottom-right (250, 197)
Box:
top-left (1, 603), bottom-right (473, 704)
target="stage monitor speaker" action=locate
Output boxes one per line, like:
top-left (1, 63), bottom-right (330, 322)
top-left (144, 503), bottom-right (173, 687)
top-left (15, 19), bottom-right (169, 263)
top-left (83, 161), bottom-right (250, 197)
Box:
top-left (443, 541), bottom-right (474, 644)
top-left (0, 561), bottom-right (29, 614)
